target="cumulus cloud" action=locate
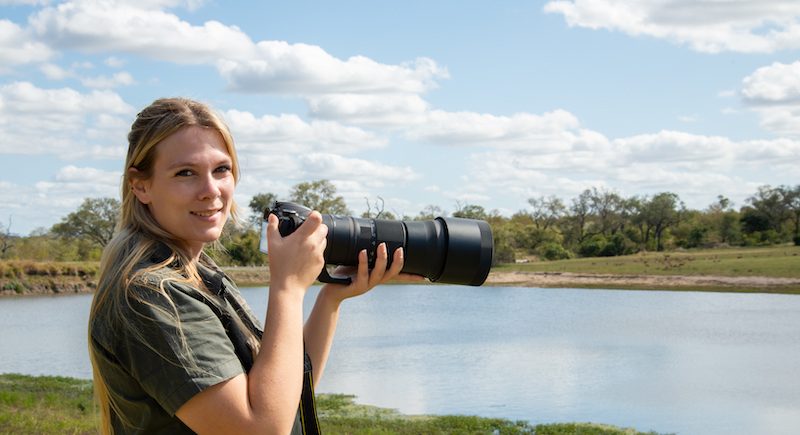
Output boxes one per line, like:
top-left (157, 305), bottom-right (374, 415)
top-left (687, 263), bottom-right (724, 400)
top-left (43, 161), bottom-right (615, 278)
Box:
top-left (308, 93), bottom-right (431, 126)
top-left (409, 109), bottom-right (596, 150)
top-left (0, 81), bottom-right (133, 157)
top-left (458, 124), bottom-right (800, 212)
top-left (223, 110), bottom-right (386, 155)
top-left (741, 61), bottom-right (800, 136)
top-left (81, 71), bottom-right (135, 89)
top-left (234, 152), bottom-right (420, 213)
top-left (742, 61), bottom-right (800, 104)
top-left (219, 45), bottom-right (447, 95)
top-left (544, 0), bottom-right (800, 53)
top-left (0, 19), bottom-right (52, 69)
top-left (26, 0), bottom-right (449, 98)
top-left (0, 164), bottom-right (121, 233)
top-left (29, 0), bottom-right (256, 63)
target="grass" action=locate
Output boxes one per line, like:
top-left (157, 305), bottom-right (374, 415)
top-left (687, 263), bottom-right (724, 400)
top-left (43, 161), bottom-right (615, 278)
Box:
top-left (498, 245), bottom-right (800, 278)
top-left (0, 374), bottom-right (665, 435)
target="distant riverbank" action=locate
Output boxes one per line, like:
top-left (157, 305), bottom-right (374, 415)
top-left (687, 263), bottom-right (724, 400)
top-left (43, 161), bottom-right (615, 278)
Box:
top-left (3, 245), bottom-right (800, 296)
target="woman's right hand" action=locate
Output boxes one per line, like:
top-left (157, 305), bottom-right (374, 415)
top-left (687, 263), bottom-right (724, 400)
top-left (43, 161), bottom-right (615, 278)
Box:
top-left (265, 211), bottom-right (328, 292)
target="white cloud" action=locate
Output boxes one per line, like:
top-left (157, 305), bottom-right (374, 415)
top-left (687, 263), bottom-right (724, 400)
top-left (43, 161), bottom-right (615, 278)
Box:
top-left (308, 93), bottom-right (430, 126)
top-left (613, 130), bottom-right (737, 166)
top-left (0, 164), bottom-right (121, 234)
top-left (458, 125), bottom-right (800, 211)
top-left (223, 110), bottom-right (386, 155)
top-left (0, 81), bottom-right (133, 157)
top-left (0, 19), bottom-right (52, 69)
top-left (40, 62), bottom-right (72, 80)
top-left (104, 56), bottom-right (126, 68)
top-left (296, 153), bottom-right (418, 186)
top-left (742, 61), bottom-right (800, 104)
top-left (27, 1), bottom-right (449, 98)
top-left (741, 61), bottom-right (800, 136)
top-left (29, 0), bottom-right (256, 63)
top-left (544, 0), bottom-right (800, 53)
top-left (233, 152), bottom-right (420, 214)
top-left (0, 1), bottom-right (48, 5)
top-left (81, 71), bottom-right (135, 88)
top-left (219, 44), bottom-right (447, 95)
top-left (401, 109), bottom-right (614, 155)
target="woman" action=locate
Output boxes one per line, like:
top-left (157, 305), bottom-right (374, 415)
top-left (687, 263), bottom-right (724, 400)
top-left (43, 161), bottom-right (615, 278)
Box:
top-left (88, 97), bottom-right (408, 434)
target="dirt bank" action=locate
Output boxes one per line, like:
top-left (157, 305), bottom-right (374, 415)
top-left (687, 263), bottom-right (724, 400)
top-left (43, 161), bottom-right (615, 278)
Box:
top-left (485, 271), bottom-right (800, 293)
top-left (3, 267), bottom-right (800, 296)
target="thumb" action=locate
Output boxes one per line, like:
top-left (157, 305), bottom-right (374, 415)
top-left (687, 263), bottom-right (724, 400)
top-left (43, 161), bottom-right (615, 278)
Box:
top-left (266, 213), bottom-right (281, 241)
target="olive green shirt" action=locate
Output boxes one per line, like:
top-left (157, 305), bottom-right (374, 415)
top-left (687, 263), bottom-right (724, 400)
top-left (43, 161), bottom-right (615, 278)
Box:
top-left (90, 245), bottom-right (310, 434)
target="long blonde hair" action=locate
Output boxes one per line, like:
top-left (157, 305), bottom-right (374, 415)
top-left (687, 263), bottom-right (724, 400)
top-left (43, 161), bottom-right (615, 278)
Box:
top-left (88, 98), bottom-right (244, 433)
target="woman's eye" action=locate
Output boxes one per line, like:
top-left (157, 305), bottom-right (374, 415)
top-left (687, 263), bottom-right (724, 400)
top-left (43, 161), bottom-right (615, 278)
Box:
top-left (215, 165), bottom-right (232, 173)
top-left (176, 169), bottom-right (194, 177)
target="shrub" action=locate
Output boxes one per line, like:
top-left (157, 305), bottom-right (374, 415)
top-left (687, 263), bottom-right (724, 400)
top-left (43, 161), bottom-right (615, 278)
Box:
top-left (600, 233), bottom-right (637, 257)
top-left (539, 242), bottom-right (573, 261)
top-left (579, 235), bottom-right (607, 257)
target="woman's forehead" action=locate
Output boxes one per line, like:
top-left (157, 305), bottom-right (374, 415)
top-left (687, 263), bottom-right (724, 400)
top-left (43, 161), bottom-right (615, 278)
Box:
top-left (155, 126), bottom-right (231, 165)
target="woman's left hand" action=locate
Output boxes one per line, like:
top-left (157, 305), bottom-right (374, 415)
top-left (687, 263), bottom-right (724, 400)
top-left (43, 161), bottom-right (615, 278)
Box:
top-left (320, 243), bottom-right (425, 303)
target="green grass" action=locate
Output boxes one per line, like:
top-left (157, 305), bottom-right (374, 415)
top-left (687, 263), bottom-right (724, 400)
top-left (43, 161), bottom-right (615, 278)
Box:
top-left (498, 245), bottom-right (800, 278)
top-left (0, 374), bottom-right (96, 435)
top-left (0, 374), bottom-right (665, 435)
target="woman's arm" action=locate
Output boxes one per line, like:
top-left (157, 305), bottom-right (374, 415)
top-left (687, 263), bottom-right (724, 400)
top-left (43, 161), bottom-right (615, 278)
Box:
top-left (303, 243), bottom-right (406, 383)
top-left (176, 212), bottom-right (328, 435)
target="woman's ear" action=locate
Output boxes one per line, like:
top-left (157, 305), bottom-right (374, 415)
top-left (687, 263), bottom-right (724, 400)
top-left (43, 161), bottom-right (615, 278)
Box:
top-left (128, 167), bottom-right (152, 205)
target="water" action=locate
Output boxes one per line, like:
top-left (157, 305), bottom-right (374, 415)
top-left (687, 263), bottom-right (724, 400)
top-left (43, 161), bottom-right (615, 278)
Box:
top-left (2, 286), bottom-right (799, 434)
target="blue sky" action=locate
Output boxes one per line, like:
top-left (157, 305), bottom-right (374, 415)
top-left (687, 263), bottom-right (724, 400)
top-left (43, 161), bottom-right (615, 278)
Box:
top-left (1, 0), bottom-right (799, 235)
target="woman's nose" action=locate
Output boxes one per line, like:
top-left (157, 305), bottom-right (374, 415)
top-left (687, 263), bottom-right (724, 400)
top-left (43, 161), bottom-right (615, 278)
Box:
top-left (198, 172), bottom-right (222, 200)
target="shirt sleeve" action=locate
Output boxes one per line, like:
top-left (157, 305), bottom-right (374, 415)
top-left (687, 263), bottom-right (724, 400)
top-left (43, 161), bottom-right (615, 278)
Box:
top-left (118, 281), bottom-right (245, 416)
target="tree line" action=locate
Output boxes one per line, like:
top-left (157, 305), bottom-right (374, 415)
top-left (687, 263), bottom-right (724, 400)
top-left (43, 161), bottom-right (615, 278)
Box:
top-left (1, 180), bottom-right (798, 266)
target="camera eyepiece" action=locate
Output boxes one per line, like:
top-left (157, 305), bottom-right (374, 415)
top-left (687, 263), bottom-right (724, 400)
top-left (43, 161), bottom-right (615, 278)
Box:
top-left (264, 201), bottom-right (493, 286)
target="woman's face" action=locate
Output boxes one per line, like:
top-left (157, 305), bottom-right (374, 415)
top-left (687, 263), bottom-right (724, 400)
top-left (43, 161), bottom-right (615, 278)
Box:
top-left (131, 126), bottom-right (235, 259)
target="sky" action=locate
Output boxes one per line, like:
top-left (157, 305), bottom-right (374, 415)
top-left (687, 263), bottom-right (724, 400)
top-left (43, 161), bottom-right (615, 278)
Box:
top-left (1, 0), bottom-right (800, 236)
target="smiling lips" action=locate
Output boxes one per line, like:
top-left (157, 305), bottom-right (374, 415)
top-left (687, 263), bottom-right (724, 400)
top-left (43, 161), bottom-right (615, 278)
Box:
top-left (191, 208), bottom-right (222, 218)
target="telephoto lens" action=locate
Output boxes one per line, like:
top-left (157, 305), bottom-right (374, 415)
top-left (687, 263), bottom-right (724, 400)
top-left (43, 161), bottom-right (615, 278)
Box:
top-left (264, 202), bottom-right (493, 286)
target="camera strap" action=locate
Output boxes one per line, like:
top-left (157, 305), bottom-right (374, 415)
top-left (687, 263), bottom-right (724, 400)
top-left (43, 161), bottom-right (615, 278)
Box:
top-left (195, 266), bottom-right (321, 434)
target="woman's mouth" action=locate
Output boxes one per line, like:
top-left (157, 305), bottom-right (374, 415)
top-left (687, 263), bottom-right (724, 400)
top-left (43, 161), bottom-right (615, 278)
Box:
top-left (191, 209), bottom-right (221, 218)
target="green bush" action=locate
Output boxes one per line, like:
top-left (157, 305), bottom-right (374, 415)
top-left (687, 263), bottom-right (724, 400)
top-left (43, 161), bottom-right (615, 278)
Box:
top-left (579, 235), bottom-right (607, 257)
top-left (539, 242), bottom-right (573, 261)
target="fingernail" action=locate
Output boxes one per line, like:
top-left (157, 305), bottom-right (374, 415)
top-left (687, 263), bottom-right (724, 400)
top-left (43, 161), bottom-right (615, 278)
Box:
top-left (398, 247), bottom-right (404, 259)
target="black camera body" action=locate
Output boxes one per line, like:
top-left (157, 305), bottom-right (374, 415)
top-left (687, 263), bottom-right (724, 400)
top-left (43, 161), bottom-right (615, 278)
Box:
top-left (264, 201), bottom-right (493, 286)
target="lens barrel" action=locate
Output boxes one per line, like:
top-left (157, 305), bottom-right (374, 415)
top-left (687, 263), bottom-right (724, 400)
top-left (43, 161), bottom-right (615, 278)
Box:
top-left (269, 202), bottom-right (493, 286)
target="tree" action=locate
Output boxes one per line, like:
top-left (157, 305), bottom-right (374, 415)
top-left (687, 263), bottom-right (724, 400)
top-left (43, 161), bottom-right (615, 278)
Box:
top-left (0, 216), bottom-right (14, 259)
top-left (415, 205), bottom-right (444, 221)
top-left (564, 189), bottom-right (593, 247)
top-left (51, 197), bottom-right (120, 247)
top-left (527, 195), bottom-right (565, 231)
top-left (452, 202), bottom-right (488, 220)
top-left (289, 180), bottom-right (350, 215)
top-left (781, 185), bottom-right (800, 244)
top-left (746, 185), bottom-right (790, 234)
top-left (588, 187), bottom-right (626, 236)
top-left (248, 192), bottom-right (278, 228)
top-left (362, 196), bottom-right (396, 220)
top-left (642, 192), bottom-right (683, 251)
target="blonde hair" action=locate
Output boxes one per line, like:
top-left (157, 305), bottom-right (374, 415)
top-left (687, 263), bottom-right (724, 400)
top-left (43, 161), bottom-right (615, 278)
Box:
top-left (88, 98), bottom-right (249, 433)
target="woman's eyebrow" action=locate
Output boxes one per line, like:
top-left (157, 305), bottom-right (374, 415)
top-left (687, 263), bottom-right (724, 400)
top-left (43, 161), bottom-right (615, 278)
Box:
top-left (165, 155), bottom-right (231, 170)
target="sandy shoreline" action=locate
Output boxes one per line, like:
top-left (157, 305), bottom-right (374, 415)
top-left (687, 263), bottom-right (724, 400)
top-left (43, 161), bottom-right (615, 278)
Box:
top-left (484, 270), bottom-right (800, 292)
top-left (3, 269), bottom-right (800, 296)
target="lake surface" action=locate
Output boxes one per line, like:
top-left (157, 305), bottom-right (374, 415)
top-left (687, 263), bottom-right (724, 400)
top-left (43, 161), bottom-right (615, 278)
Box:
top-left (1, 286), bottom-right (799, 434)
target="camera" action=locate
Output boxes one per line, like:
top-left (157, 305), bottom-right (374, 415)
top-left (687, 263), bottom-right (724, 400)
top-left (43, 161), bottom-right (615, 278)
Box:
top-left (261, 202), bottom-right (493, 286)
